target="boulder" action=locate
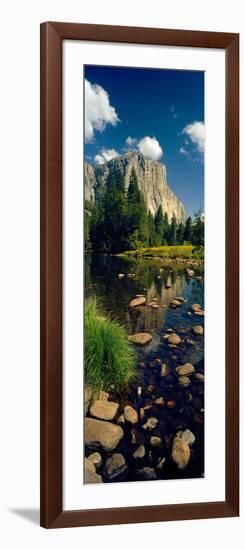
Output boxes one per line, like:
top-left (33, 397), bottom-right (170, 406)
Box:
top-left (90, 400), bottom-right (119, 421)
top-left (196, 372), bottom-right (205, 382)
top-left (137, 467), bottom-right (157, 480)
top-left (142, 417), bottom-right (158, 430)
top-left (190, 303), bottom-right (202, 312)
top-left (170, 299), bottom-right (182, 308)
top-left (84, 458), bottom-right (103, 484)
top-left (133, 444), bottom-right (145, 459)
top-left (178, 376), bottom-right (191, 387)
top-left (157, 457), bottom-right (166, 470)
top-left (167, 333), bottom-right (181, 345)
top-left (172, 436), bottom-right (190, 470)
top-left (124, 405), bottom-right (138, 425)
top-left (150, 436), bottom-right (162, 447)
top-left (154, 396), bottom-right (165, 406)
top-left (85, 418), bottom-right (124, 452)
top-left (104, 453), bottom-right (127, 480)
top-left (176, 363), bottom-right (195, 376)
top-left (87, 452), bottom-right (102, 468)
top-left (192, 325), bottom-right (204, 335)
top-left (160, 363), bottom-right (170, 377)
top-left (129, 296), bottom-right (146, 308)
top-left (166, 400), bottom-right (176, 409)
top-left (128, 332), bottom-right (152, 345)
top-left (177, 429), bottom-right (195, 447)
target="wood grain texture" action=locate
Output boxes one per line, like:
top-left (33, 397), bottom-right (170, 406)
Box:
top-left (40, 22), bottom-right (239, 528)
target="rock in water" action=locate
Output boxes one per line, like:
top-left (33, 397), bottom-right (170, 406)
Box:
top-left (137, 467), bottom-right (157, 480)
top-left (142, 417), bottom-right (158, 430)
top-left (104, 453), bottom-right (127, 480)
top-left (128, 333), bottom-right (152, 345)
top-left (124, 405), bottom-right (138, 424)
top-left (84, 458), bottom-right (103, 484)
top-left (90, 400), bottom-right (119, 421)
top-left (176, 363), bottom-right (195, 376)
top-left (87, 452), bottom-right (102, 468)
top-left (84, 152), bottom-right (186, 222)
top-left (129, 296), bottom-right (146, 308)
top-left (177, 429), bottom-right (195, 447)
top-left (133, 444), bottom-right (145, 459)
top-left (192, 325), bottom-right (204, 335)
top-left (172, 436), bottom-right (191, 470)
top-left (85, 418), bottom-right (124, 452)
top-left (178, 376), bottom-right (191, 387)
top-left (167, 333), bottom-right (181, 345)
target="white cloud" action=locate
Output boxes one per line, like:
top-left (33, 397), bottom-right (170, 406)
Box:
top-left (179, 146), bottom-right (189, 155)
top-left (182, 121), bottom-right (205, 153)
top-left (136, 136), bottom-right (163, 161)
top-left (170, 105), bottom-right (178, 119)
top-left (94, 148), bottom-right (119, 164)
top-left (126, 136), bottom-right (137, 147)
top-left (85, 79), bottom-right (119, 142)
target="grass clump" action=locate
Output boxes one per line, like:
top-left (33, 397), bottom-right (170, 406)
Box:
top-left (85, 299), bottom-right (137, 395)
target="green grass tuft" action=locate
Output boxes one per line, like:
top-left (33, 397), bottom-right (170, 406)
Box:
top-left (85, 299), bottom-right (137, 395)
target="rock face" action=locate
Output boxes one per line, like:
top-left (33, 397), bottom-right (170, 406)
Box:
top-left (85, 418), bottom-right (124, 452)
top-left (84, 152), bottom-right (186, 223)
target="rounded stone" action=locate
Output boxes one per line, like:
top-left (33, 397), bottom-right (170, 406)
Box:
top-left (124, 405), bottom-right (138, 425)
top-left (167, 333), bottom-right (181, 345)
top-left (128, 332), bottom-right (152, 345)
top-left (176, 363), bottom-right (195, 376)
top-left (192, 325), bottom-right (204, 335)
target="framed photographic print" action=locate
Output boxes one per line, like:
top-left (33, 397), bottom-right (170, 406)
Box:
top-left (40, 22), bottom-right (239, 528)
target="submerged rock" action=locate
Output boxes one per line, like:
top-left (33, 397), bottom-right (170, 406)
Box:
top-left (129, 296), bottom-right (146, 308)
top-left (157, 457), bottom-right (166, 470)
top-left (176, 363), bottom-right (195, 376)
top-left (150, 436), bottom-right (162, 447)
top-left (172, 436), bottom-right (191, 470)
top-left (142, 417), bottom-right (158, 430)
top-left (137, 467), bottom-right (157, 480)
top-left (128, 332), bottom-right (152, 345)
top-left (167, 333), bottom-right (181, 345)
top-left (160, 363), bottom-right (170, 377)
top-left (124, 405), bottom-right (138, 425)
top-left (196, 372), bottom-right (205, 382)
top-left (85, 418), bottom-right (124, 452)
top-left (133, 444), bottom-right (145, 459)
top-left (154, 396), bottom-right (165, 406)
top-left (192, 325), bottom-right (204, 335)
top-left (90, 400), bottom-right (119, 421)
top-left (104, 453), bottom-right (127, 480)
top-left (178, 376), bottom-right (191, 387)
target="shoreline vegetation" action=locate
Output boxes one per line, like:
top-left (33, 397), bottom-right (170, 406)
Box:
top-left (85, 300), bottom-right (137, 396)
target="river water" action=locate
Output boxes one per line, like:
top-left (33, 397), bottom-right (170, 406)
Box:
top-left (85, 253), bottom-right (205, 481)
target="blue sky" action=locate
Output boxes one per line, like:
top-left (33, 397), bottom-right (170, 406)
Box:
top-left (84, 65), bottom-right (204, 216)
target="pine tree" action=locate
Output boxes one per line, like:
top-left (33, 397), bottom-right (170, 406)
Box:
top-left (184, 216), bottom-right (192, 243)
top-left (148, 211), bottom-right (156, 246)
top-left (192, 209), bottom-right (204, 246)
top-left (169, 213), bottom-right (177, 245)
top-left (176, 222), bottom-right (185, 245)
top-left (154, 205), bottom-right (164, 246)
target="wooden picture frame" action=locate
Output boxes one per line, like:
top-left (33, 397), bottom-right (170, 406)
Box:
top-left (40, 21), bottom-right (239, 528)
